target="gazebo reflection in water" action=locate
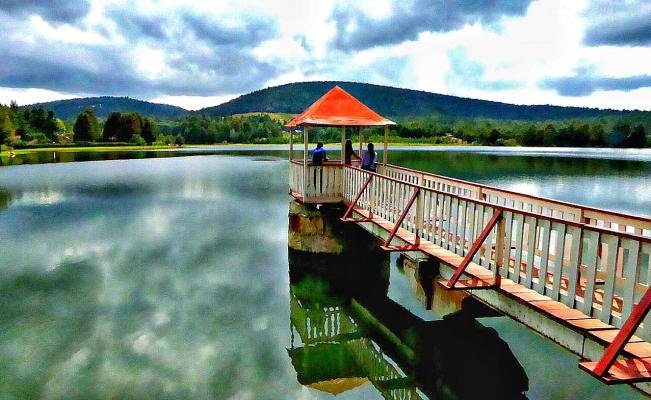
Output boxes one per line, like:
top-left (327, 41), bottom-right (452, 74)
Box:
top-left (286, 245), bottom-right (529, 400)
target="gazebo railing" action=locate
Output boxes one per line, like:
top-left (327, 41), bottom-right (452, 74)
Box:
top-left (289, 160), bottom-right (343, 202)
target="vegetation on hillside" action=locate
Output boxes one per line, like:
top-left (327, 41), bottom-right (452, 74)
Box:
top-left (21, 96), bottom-right (188, 120)
top-left (199, 81), bottom-right (648, 122)
top-left (2, 80), bottom-right (650, 151)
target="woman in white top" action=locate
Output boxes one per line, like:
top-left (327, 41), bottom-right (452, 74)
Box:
top-left (361, 142), bottom-right (377, 172)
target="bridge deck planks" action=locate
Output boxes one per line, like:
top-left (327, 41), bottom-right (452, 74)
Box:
top-left (580, 358), bottom-right (651, 384)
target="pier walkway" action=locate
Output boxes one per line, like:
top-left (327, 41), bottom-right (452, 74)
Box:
top-left (285, 86), bottom-right (651, 390)
top-left (289, 160), bottom-right (651, 387)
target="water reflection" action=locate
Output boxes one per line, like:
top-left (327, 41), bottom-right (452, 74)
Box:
top-left (0, 152), bottom-right (647, 399)
top-left (0, 156), bottom-right (302, 399)
top-left (287, 245), bottom-right (528, 400)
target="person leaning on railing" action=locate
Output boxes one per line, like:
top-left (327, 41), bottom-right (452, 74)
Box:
top-left (361, 142), bottom-right (377, 172)
top-left (344, 139), bottom-right (361, 165)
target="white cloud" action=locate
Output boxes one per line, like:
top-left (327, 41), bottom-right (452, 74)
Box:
top-left (0, 0), bottom-right (649, 111)
top-left (0, 87), bottom-right (78, 106)
top-left (150, 95), bottom-right (238, 111)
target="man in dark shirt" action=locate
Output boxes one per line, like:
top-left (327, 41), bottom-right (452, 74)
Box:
top-left (311, 142), bottom-right (328, 192)
top-left (311, 142), bottom-right (327, 165)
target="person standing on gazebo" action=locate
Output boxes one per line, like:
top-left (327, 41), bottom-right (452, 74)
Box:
top-left (311, 142), bottom-right (328, 191)
top-left (361, 142), bottom-right (377, 172)
top-left (344, 139), bottom-right (361, 165)
top-left (311, 142), bottom-right (327, 165)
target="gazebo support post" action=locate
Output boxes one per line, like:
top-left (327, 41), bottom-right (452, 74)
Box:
top-left (359, 127), bottom-right (363, 157)
top-left (383, 125), bottom-right (389, 165)
top-left (340, 126), bottom-right (346, 165)
top-left (303, 126), bottom-right (309, 196)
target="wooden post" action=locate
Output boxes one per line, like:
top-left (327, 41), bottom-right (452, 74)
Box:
top-left (341, 126), bottom-right (346, 164)
top-left (441, 209), bottom-right (503, 289)
top-left (383, 125), bottom-right (389, 165)
top-left (358, 127), bottom-right (363, 157)
top-left (303, 126), bottom-right (308, 196)
top-left (415, 188), bottom-right (423, 246)
top-left (289, 128), bottom-right (293, 161)
top-left (495, 212), bottom-right (507, 277)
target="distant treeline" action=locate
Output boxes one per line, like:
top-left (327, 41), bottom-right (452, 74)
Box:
top-left (1, 103), bottom-right (649, 150)
top-left (163, 114), bottom-right (649, 148)
top-left (0, 101), bottom-right (68, 148)
top-left (385, 117), bottom-right (649, 147)
top-left (0, 105), bottom-right (182, 148)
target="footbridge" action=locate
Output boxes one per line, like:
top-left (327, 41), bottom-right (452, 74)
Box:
top-left (285, 86), bottom-right (651, 391)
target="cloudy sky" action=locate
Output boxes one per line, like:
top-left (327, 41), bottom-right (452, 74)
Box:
top-left (0, 0), bottom-right (649, 110)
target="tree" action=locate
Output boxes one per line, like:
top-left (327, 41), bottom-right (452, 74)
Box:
top-left (129, 134), bottom-right (146, 145)
top-left (141, 118), bottom-right (158, 144)
top-left (608, 121), bottom-right (631, 147)
top-left (541, 124), bottom-right (558, 146)
top-left (120, 113), bottom-right (143, 142)
top-left (487, 129), bottom-right (500, 145)
top-left (625, 124), bottom-right (647, 148)
top-left (0, 107), bottom-right (15, 152)
top-left (103, 112), bottom-right (122, 141)
top-left (589, 125), bottom-right (605, 147)
top-left (73, 110), bottom-right (100, 142)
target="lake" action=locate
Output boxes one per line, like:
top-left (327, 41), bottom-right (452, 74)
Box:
top-left (0, 147), bottom-right (648, 399)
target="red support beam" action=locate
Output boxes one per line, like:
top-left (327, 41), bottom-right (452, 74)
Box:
top-left (341, 175), bottom-right (373, 221)
top-left (383, 187), bottom-right (420, 247)
top-left (590, 287), bottom-right (651, 377)
top-left (442, 208), bottom-right (503, 289)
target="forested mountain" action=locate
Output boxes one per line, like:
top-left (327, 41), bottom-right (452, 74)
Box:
top-left (21, 97), bottom-right (188, 120)
top-left (17, 82), bottom-right (648, 123)
top-left (198, 81), bottom-right (645, 121)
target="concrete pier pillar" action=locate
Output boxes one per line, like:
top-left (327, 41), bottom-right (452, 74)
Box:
top-left (288, 200), bottom-right (345, 254)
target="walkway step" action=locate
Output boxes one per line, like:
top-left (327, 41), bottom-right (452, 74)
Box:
top-left (438, 278), bottom-right (498, 290)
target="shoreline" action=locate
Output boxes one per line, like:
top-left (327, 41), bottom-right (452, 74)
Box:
top-left (2, 144), bottom-right (650, 163)
top-left (0, 142), bottom-right (464, 157)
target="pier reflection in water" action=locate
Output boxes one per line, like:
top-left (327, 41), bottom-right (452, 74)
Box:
top-left (287, 237), bottom-right (529, 400)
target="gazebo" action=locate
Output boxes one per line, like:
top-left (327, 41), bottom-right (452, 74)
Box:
top-left (286, 85), bottom-right (396, 203)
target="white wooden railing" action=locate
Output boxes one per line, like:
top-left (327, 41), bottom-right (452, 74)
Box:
top-left (377, 164), bottom-right (651, 237)
top-left (289, 160), bottom-right (343, 201)
top-left (342, 166), bottom-right (651, 339)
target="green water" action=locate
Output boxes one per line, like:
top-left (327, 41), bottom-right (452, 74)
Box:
top-left (0, 148), bottom-right (648, 399)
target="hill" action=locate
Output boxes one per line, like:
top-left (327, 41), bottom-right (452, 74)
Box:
top-left (21, 96), bottom-right (188, 120)
top-left (198, 81), bottom-right (644, 121)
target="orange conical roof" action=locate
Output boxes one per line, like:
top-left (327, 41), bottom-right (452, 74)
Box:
top-left (286, 86), bottom-right (396, 127)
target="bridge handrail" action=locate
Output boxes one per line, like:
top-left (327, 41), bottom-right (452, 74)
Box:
top-left (344, 165), bottom-right (651, 243)
top-left (378, 163), bottom-right (651, 236)
top-left (290, 160), bottom-right (650, 234)
top-left (342, 165), bottom-right (651, 338)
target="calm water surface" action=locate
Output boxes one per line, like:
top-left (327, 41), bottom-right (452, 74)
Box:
top-left (0, 148), bottom-right (648, 399)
